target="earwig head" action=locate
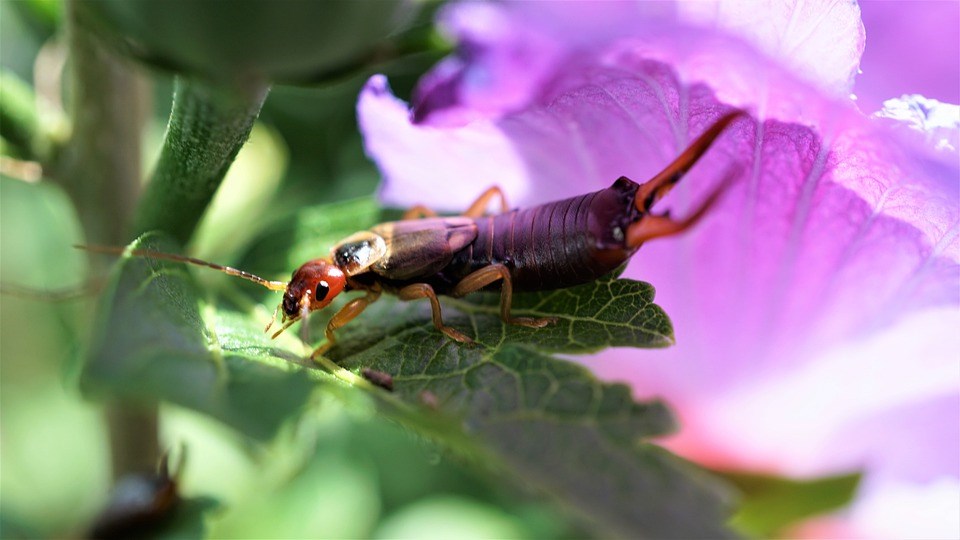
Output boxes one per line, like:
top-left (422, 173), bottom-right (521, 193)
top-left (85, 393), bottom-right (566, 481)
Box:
top-left (279, 259), bottom-right (346, 319)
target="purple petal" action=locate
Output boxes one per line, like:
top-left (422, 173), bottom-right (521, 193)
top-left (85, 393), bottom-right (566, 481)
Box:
top-left (357, 2), bottom-right (960, 535)
top-left (360, 48), bottom-right (959, 449)
top-left (413, 0), bottom-right (866, 126)
top-left (358, 75), bottom-right (536, 210)
top-left (856, 1), bottom-right (960, 113)
top-left (676, 0), bottom-right (864, 95)
top-left (413, 1), bottom-right (675, 125)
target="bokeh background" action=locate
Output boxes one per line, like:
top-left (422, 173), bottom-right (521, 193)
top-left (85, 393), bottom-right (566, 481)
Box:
top-left (2, 0), bottom-right (958, 538)
top-left (1, 1), bottom-right (587, 537)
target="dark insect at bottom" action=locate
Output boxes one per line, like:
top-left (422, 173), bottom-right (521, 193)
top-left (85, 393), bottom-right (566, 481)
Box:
top-left (87, 450), bottom-right (182, 540)
top-left (82, 110), bottom-right (745, 361)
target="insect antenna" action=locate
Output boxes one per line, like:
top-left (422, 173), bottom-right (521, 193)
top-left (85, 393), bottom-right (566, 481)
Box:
top-left (77, 244), bottom-right (288, 292)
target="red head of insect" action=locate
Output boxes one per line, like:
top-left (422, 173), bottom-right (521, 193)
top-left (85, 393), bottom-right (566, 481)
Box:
top-left (280, 259), bottom-right (346, 319)
top-left (76, 244), bottom-right (348, 340)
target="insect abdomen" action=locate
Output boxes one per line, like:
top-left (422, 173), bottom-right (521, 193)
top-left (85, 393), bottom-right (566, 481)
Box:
top-left (438, 177), bottom-right (643, 292)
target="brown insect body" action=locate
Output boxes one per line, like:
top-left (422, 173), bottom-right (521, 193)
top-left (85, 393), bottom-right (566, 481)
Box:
top-left (83, 111), bottom-right (744, 358)
top-left (422, 176), bottom-right (640, 294)
top-left (368, 217), bottom-right (477, 283)
top-left (279, 111), bottom-right (745, 355)
top-left (341, 177), bottom-right (641, 296)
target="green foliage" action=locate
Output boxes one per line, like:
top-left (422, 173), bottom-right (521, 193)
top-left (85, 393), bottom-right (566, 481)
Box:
top-left (0, 177), bottom-right (108, 536)
top-left (157, 496), bottom-right (219, 539)
top-left (724, 471), bottom-right (861, 537)
top-left (0, 70), bottom-right (45, 161)
top-left (82, 233), bottom-right (316, 440)
top-left (81, 200), bottom-right (737, 538)
top-left (132, 78), bottom-right (270, 244)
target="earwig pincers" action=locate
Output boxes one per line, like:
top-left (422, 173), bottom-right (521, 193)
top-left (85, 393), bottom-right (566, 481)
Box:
top-left (81, 110), bottom-right (745, 361)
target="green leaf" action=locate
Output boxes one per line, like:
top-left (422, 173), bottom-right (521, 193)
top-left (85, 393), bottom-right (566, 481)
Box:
top-left (723, 471), bottom-right (861, 537)
top-left (239, 197), bottom-right (383, 276)
top-left (0, 70), bottom-right (45, 161)
top-left (250, 199), bottom-right (731, 537)
top-left (85, 202), bottom-right (735, 538)
top-left (321, 304), bottom-right (727, 538)
top-left (158, 496), bottom-right (220, 540)
top-left (81, 233), bottom-right (316, 440)
top-left (132, 77), bottom-right (270, 245)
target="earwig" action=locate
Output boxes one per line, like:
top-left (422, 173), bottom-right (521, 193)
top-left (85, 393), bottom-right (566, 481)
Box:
top-left (82, 111), bottom-right (744, 360)
top-left (87, 449), bottom-right (183, 540)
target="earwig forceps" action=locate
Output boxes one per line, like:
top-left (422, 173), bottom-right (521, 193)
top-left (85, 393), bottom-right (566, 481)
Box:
top-left (79, 111), bottom-right (747, 359)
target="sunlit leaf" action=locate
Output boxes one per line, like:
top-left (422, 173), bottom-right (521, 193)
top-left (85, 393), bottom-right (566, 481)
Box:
top-left (723, 471), bottom-right (861, 537)
top-left (83, 202), bottom-right (735, 538)
top-left (81, 233), bottom-right (316, 441)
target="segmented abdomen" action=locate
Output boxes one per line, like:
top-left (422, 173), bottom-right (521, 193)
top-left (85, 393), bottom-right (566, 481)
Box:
top-left (432, 177), bottom-right (643, 293)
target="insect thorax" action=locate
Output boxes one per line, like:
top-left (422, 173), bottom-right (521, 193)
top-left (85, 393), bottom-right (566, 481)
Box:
top-left (331, 231), bottom-right (388, 276)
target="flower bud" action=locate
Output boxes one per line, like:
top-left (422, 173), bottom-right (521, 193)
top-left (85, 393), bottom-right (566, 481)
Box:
top-left (76, 0), bottom-right (421, 83)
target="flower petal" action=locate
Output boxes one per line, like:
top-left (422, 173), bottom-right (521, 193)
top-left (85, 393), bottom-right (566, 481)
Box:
top-left (357, 2), bottom-right (959, 535)
top-left (856, 1), bottom-right (960, 113)
top-left (358, 75), bottom-right (535, 210)
top-left (676, 0), bottom-right (864, 95)
top-left (413, 1), bottom-right (675, 125)
top-left (361, 47), bottom-right (958, 455)
top-left (413, 0), bottom-right (865, 127)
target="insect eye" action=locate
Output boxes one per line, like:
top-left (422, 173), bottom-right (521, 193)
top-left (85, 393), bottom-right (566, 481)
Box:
top-left (314, 280), bottom-right (330, 300)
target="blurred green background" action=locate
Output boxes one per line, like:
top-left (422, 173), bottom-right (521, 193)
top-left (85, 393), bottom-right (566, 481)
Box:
top-left (0, 1), bottom-right (582, 537)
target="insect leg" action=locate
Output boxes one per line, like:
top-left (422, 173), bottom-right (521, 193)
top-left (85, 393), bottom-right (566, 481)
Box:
top-left (402, 186), bottom-right (509, 220)
top-left (396, 283), bottom-right (473, 343)
top-left (635, 110), bottom-right (745, 212)
top-left (310, 289), bottom-right (382, 358)
top-left (264, 304), bottom-right (281, 333)
top-left (450, 264), bottom-right (557, 328)
top-left (402, 205), bottom-right (439, 219)
top-left (462, 186), bottom-right (509, 217)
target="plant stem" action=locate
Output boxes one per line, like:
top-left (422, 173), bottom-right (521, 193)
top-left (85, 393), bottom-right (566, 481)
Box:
top-left (132, 77), bottom-right (270, 244)
top-left (106, 404), bottom-right (160, 479)
top-left (59, 0), bottom-right (147, 247)
top-left (62, 0), bottom-right (154, 481)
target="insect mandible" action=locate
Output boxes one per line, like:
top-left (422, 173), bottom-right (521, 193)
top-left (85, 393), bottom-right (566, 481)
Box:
top-left (85, 111), bottom-right (744, 359)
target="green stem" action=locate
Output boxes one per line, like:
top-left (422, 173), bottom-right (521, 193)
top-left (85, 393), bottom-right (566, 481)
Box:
top-left (62, 0), bottom-right (153, 481)
top-left (106, 404), bottom-right (160, 479)
top-left (59, 0), bottom-right (148, 247)
top-left (132, 77), bottom-right (270, 244)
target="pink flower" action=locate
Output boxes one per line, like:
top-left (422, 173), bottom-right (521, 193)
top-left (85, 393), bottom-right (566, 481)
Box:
top-left (357, 1), bottom-right (959, 536)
